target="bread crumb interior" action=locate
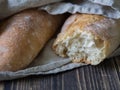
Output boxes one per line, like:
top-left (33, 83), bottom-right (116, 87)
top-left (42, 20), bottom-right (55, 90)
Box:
top-left (55, 29), bottom-right (106, 65)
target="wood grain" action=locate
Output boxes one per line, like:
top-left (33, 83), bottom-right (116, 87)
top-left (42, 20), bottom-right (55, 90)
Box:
top-left (0, 57), bottom-right (120, 90)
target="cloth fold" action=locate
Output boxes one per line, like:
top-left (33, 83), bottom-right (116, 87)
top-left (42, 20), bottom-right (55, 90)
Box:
top-left (0, 0), bottom-right (120, 81)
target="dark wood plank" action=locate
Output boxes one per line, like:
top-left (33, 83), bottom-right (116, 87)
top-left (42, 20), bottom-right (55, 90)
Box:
top-left (77, 58), bottom-right (120, 90)
top-left (62, 69), bottom-right (81, 90)
top-left (4, 75), bottom-right (52, 90)
top-left (114, 56), bottom-right (120, 79)
top-left (2, 57), bottom-right (120, 90)
top-left (51, 74), bottom-right (63, 90)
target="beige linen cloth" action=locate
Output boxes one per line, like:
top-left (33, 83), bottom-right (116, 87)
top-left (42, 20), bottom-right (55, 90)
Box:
top-left (0, 0), bottom-right (120, 81)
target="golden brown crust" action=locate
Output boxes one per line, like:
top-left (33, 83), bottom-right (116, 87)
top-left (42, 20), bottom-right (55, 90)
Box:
top-left (53, 14), bottom-right (105, 52)
top-left (53, 14), bottom-right (105, 47)
top-left (0, 9), bottom-right (66, 71)
top-left (53, 13), bottom-right (120, 65)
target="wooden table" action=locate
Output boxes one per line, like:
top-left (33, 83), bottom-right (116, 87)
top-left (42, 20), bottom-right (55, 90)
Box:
top-left (0, 56), bottom-right (120, 90)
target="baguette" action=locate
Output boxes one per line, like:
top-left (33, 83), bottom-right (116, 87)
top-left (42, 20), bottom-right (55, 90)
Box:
top-left (53, 14), bottom-right (120, 65)
top-left (0, 9), bottom-right (66, 71)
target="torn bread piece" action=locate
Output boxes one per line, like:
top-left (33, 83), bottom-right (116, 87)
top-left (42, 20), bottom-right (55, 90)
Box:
top-left (53, 14), bottom-right (120, 65)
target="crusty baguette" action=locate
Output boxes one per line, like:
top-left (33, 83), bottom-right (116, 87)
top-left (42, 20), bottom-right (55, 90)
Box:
top-left (0, 9), bottom-right (66, 71)
top-left (53, 14), bottom-right (120, 65)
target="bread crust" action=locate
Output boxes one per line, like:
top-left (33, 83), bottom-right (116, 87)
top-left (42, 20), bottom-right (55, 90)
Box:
top-left (53, 14), bottom-right (120, 65)
top-left (0, 9), bottom-right (65, 71)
